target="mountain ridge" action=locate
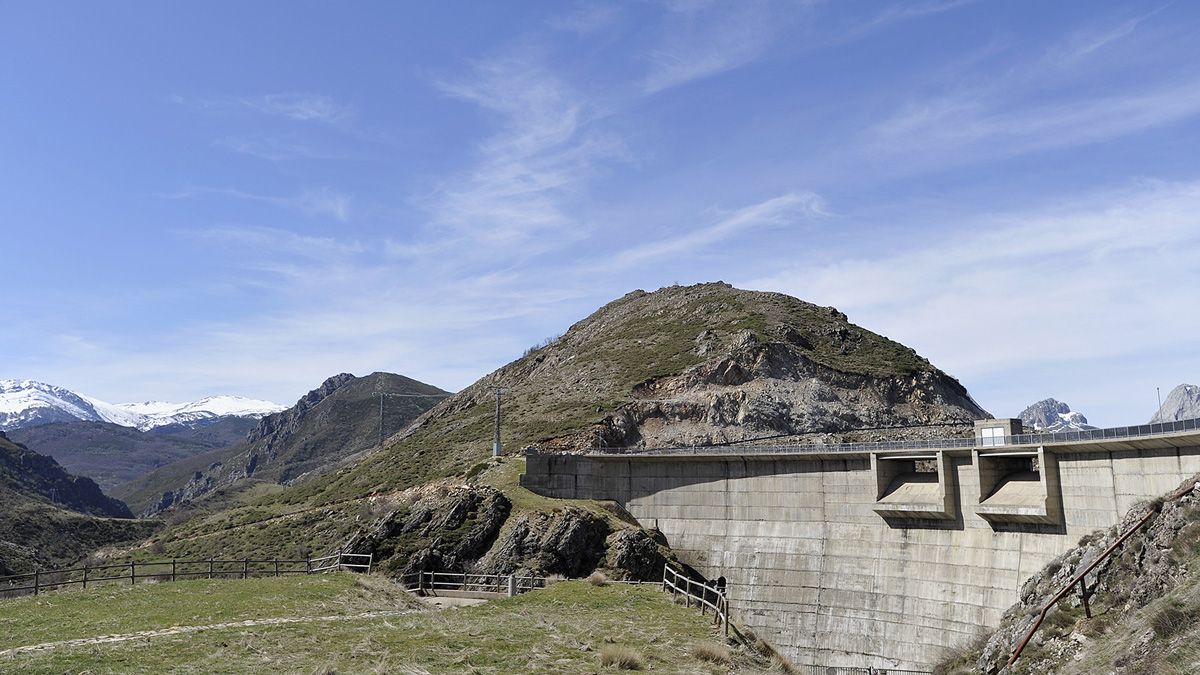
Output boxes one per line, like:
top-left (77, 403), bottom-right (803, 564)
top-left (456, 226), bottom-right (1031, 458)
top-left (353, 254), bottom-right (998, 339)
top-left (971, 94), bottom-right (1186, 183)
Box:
top-left (0, 379), bottom-right (283, 432)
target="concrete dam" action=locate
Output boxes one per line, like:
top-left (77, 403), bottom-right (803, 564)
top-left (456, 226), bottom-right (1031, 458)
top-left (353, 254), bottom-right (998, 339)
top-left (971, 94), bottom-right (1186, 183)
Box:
top-left (520, 417), bottom-right (1200, 671)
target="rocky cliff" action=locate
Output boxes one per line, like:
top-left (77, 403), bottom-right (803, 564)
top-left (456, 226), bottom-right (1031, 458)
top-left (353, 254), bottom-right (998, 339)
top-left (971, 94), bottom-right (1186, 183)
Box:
top-left (1151, 383), bottom-right (1200, 423)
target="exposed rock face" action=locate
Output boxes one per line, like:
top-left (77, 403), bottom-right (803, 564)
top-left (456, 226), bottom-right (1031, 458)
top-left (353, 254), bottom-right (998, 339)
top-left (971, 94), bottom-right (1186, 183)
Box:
top-left (0, 431), bottom-right (132, 518)
top-left (1151, 383), bottom-right (1200, 423)
top-left (343, 483), bottom-right (671, 581)
top-left (1020, 398), bottom-right (1094, 432)
top-left (967, 476), bottom-right (1200, 674)
top-left (246, 373), bottom-right (356, 447)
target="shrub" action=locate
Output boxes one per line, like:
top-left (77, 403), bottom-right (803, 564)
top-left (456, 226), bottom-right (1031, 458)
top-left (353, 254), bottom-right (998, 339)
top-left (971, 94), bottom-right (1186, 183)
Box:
top-left (599, 645), bottom-right (644, 670)
top-left (588, 571), bottom-right (608, 586)
top-left (1150, 602), bottom-right (1195, 638)
top-left (690, 642), bottom-right (731, 664)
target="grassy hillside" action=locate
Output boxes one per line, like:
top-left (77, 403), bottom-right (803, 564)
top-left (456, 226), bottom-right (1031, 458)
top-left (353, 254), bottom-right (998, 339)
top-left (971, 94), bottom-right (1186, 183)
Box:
top-left (123, 283), bottom-right (979, 567)
top-left (2, 574), bottom-right (770, 673)
top-left (118, 372), bottom-right (448, 515)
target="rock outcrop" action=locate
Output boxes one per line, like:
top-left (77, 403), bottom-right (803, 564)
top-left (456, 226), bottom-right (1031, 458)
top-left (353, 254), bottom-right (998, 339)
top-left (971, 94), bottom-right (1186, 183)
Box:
top-left (1151, 383), bottom-right (1200, 423)
top-left (343, 482), bottom-right (673, 582)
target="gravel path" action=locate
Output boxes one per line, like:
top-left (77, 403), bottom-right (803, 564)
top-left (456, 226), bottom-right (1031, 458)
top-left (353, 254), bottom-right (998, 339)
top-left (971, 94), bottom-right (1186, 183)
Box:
top-left (0, 609), bottom-right (420, 658)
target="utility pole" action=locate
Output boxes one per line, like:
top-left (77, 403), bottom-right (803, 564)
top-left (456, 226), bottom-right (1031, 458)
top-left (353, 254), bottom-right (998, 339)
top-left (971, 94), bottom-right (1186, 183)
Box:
top-left (493, 386), bottom-right (503, 457)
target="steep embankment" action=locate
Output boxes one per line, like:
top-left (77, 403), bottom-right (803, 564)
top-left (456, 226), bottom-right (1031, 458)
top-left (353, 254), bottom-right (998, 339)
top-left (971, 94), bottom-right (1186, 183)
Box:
top-left (937, 475), bottom-right (1200, 675)
top-left (120, 372), bottom-right (448, 516)
top-left (0, 431), bottom-right (154, 575)
top-left (133, 283), bottom-right (985, 578)
top-left (9, 417), bottom-right (255, 494)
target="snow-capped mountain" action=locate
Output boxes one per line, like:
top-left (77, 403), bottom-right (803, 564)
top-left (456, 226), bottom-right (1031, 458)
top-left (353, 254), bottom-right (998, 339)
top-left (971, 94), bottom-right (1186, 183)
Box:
top-left (1150, 383), bottom-right (1200, 423)
top-left (1019, 398), bottom-right (1096, 432)
top-left (0, 379), bottom-right (284, 432)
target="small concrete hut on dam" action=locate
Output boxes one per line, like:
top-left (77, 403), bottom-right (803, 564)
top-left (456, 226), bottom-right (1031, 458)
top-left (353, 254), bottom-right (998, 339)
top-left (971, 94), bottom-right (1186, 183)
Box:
top-left (521, 416), bottom-right (1200, 671)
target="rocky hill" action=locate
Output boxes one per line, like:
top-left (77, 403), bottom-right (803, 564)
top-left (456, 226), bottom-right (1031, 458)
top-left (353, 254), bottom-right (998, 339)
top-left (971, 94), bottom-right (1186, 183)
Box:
top-left (0, 431), bottom-right (153, 575)
top-left (8, 417), bottom-right (255, 494)
top-left (1151, 383), bottom-right (1200, 423)
top-left (125, 283), bottom-right (988, 587)
top-left (121, 372), bottom-right (449, 515)
top-left (1019, 398), bottom-right (1095, 432)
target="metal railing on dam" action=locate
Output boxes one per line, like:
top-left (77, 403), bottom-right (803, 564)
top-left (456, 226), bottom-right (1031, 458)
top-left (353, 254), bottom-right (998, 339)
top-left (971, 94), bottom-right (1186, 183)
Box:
top-left (583, 416), bottom-right (1200, 457)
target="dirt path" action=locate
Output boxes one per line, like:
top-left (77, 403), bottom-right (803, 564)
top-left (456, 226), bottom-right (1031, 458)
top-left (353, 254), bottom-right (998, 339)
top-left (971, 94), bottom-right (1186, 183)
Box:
top-left (0, 609), bottom-right (420, 658)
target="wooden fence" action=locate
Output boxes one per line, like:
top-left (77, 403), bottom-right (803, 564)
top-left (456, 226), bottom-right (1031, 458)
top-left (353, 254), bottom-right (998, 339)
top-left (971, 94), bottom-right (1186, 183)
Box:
top-left (399, 570), bottom-right (546, 597)
top-left (661, 564), bottom-right (729, 637)
top-left (0, 551), bottom-right (373, 600)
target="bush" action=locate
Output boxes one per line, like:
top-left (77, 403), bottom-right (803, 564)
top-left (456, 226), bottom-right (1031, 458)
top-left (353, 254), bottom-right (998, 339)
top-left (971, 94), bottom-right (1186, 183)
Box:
top-left (690, 642), bottom-right (731, 664)
top-left (588, 571), bottom-right (608, 586)
top-left (599, 645), bottom-right (644, 670)
top-left (1150, 602), bottom-right (1195, 638)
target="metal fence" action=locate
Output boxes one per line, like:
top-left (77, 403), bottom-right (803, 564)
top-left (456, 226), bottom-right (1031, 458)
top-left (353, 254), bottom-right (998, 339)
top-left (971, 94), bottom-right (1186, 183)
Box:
top-left (585, 416), bottom-right (1200, 457)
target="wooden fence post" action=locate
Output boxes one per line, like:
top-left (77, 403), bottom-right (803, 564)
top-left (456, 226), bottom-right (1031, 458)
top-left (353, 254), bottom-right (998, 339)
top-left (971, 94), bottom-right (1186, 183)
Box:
top-left (83, 566), bottom-right (89, 589)
top-left (33, 570), bottom-right (39, 596)
top-left (209, 559), bottom-right (214, 580)
top-left (274, 559), bottom-right (280, 578)
top-left (242, 560), bottom-right (249, 579)
top-left (131, 562), bottom-right (136, 585)
top-left (172, 560), bottom-right (177, 583)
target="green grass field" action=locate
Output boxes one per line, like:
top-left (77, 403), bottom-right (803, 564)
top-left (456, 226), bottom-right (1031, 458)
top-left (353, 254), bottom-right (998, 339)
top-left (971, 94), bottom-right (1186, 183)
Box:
top-left (1, 574), bottom-right (769, 674)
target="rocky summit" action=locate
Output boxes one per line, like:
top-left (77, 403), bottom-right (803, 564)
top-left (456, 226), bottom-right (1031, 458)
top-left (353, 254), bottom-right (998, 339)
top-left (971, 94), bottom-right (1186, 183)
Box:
top-left (1151, 383), bottom-right (1200, 423)
top-left (1020, 398), bottom-right (1095, 432)
top-left (393, 282), bottom-right (987, 459)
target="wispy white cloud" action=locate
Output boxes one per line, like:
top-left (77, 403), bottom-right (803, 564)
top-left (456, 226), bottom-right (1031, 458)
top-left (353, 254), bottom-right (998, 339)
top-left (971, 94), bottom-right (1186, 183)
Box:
top-left (864, 11), bottom-right (1194, 167)
top-left (214, 136), bottom-right (342, 162)
top-left (548, 3), bottom-right (621, 34)
top-left (239, 93), bottom-right (353, 124)
top-left (426, 55), bottom-right (627, 252)
top-left (163, 186), bottom-right (352, 222)
top-left (642, 1), bottom-right (801, 94)
top-left (610, 192), bottom-right (826, 268)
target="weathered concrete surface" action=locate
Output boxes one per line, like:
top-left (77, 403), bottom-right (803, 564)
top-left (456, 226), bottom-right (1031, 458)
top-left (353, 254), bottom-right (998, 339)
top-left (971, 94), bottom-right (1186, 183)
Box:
top-left (522, 439), bottom-right (1200, 670)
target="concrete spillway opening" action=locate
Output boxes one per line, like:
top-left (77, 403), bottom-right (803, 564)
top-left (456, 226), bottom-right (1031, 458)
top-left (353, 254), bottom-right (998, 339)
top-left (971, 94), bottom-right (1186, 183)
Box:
top-left (975, 448), bottom-right (1061, 525)
top-left (871, 452), bottom-right (954, 520)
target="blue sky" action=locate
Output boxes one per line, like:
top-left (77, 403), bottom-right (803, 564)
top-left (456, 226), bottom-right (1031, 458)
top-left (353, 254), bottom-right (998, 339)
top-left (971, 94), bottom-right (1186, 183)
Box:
top-left (3, 1), bottom-right (1199, 426)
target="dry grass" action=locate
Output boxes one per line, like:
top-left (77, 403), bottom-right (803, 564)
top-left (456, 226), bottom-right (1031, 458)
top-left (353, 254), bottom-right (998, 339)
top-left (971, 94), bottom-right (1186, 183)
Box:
top-left (599, 644), bottom-right (645, 670)
top-left (754, 637), bottom-right (797, 674)
top-left (588, 571), bottom-right (608, 587)
top-left (691, 642), bottom-right (731, 664)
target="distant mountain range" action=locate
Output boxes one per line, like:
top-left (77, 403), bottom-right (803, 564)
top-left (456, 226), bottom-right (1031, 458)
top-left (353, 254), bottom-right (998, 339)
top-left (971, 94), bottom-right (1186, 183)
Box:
top-left (0, 379), bottom-right (284, 432)
top-left (1019, 398), bottom-right (1095, 432)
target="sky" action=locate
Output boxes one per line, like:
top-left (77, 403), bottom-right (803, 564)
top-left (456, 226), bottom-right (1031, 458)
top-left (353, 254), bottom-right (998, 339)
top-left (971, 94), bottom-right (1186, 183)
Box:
top-left (2, 1), bottom-right (1199, 426)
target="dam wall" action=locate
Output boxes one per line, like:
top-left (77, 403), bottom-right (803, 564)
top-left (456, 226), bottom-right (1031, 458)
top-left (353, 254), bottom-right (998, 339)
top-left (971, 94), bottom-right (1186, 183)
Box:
top-left (521, 427), bottom-right (1200, 670)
